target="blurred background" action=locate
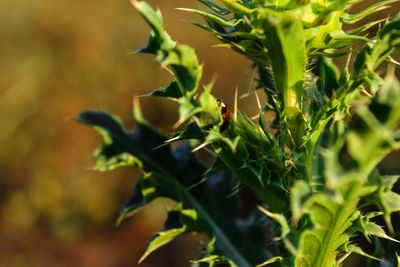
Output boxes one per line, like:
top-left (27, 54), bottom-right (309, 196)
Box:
top-left (0, 1), bottom-right (398, 267)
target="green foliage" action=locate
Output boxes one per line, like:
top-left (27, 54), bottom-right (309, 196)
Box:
top-left (79, 0), bottom-right (400, 266)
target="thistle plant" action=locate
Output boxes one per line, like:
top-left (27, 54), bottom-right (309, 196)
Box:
top-left (77, 0), bottom-right (400, 266)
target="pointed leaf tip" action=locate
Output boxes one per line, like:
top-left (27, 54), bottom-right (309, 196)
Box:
top-left (138, 227), bottom-right (187, 263)
top-left (256, 256), bottom-right (283, 267)
top-left (258, 205), bottom-right (290, 238)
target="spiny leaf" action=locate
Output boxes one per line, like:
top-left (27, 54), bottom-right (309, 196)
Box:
top-left (345, 244), bottom-right (381, 262)
top-left (165, 122), bottom-right (204, 144)
top-left (191, 255), bottom-right (238, 267)
top-left (352, 213), bottom-right (400, 244)
top-left (199, 0), bottom-right (230, 15)
top-left (79, 110), bottom-right (261, 266)
top-left (352, 15), bottom-right (400, 92)
top-left (178, 8), bottom-right (243, 27)
top-left (218, 0), bottom-right (255, 15)
top-left (384, 191), bottom-right (400, 213)
top-left (258, 206), bottom-right (290, 238)
top-left (116, 172), bottom-right (176, 225)
top-left (365, 171), bottom-right (400, 232)
top-left (255, 256), bottom-right (283, 267)
top-left (342, 0), bottom-right (398, 24)
top-left (139, 207), bottom-right (199, 263)
top-left (176, 100), bottom-right (202, 127)
top-left (78, 109), bottom-right (144, 172)
top-left (206, 128), bottom-right (241, 153)
top-left (162, 44), bottom-right (203, 95)
top-left (94, 151), bottom-right (142, 172)
top-left (346, 18), bottom-right (387, 35)
top-left (347, 72), bottom-right (400, 171)
top-left (198, 83), bottom-right (221, 127)
top-left (132, 1), bottom-right (205, 128)
top-left (363, 221), bottom-right (400, 243)
top-left (295, 186), bottom-right (362, 267)
top-left (77, 111), bottom-right (126, 139)
top-left (142, 80), bottom-right (182, 99)
top-left (131, 0), bottom-right (175, 51)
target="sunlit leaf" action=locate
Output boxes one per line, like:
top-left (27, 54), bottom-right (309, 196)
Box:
top-left (255, 256), bottom-right (283, 267)
top-left (345, 244), bottom-right (381, 262)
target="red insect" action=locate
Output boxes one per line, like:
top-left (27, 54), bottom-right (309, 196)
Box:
top-left (217, 99), bottom-right (231, 132)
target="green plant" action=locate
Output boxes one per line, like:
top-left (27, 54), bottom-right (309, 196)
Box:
top-left (77, 0), bottom-right (400, 266)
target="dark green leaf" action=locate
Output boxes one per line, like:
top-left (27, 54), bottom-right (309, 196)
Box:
top-left (143, 80), bottom-right (182, 99)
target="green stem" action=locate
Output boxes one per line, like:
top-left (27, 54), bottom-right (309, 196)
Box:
top-left (285, 98), bottom-right (304, 149)
top-left (312, 181), bottom-right (362, 267)
top-left (184, 192), bottom-right (251, 267)
top-left (303, 137), bottom-right (318, 182)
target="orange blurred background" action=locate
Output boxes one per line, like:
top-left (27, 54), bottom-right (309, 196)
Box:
top-left (0, 1), bottom-right (399, 267)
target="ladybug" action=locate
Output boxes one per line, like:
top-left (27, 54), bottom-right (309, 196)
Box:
top-left (217, 99), bottom-right (231, 132)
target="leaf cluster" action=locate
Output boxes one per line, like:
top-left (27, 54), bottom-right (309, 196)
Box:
top-left (78, 1), bottom-right (400, 266)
